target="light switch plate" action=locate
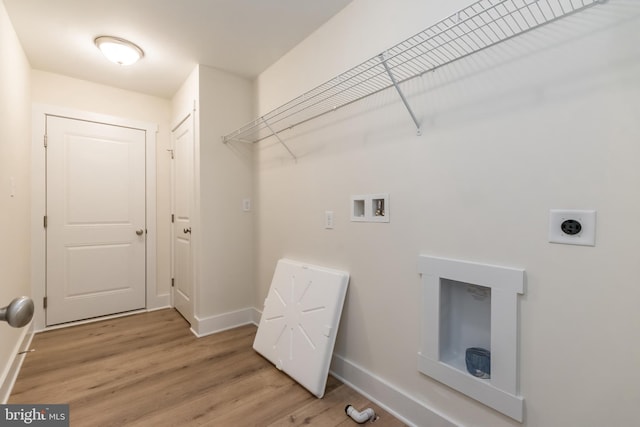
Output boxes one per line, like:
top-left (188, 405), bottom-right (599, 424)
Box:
top-left (548, 209), bottom-right (596, 246)
top-left (325, 211), bottom-right (334, 229)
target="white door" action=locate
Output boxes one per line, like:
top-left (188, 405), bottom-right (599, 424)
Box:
top-left (172, 115), bottom-right (194, 324)
top-left (46, 116), bottom-right (147, 326)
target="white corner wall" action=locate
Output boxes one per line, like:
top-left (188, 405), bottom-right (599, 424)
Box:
top-left (30, 70), bottom-right (173, 310)
top-left (0, 0), bottom-right (32, 402)
top-left (197, 65), bottom-right (255, 325)
top-left (172, 65), bottom-right (256, 334)
top-left (254, 1), bottom-right (640, 426)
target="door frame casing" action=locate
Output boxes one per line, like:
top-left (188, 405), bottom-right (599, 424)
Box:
top-left (31, 104), bottom-right (161, 331)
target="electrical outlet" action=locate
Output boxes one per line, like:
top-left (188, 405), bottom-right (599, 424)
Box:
top-left (242, 198), bottom-right (251, 212)
top-left (548, 209), bottom-right (596, 246)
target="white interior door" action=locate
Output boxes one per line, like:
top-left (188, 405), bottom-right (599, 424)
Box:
top-left (46, 115), bottom-right (147, 326)
top-left (172, 115), bottom-right (194, 324)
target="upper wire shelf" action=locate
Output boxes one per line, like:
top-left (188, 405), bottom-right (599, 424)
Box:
top-left (222, 0), bottom-right (605, 148)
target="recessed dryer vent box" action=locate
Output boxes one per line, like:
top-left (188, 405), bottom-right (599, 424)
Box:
top-left (351, 194), bottom-right (389, 223)
top-left (417, 255), bottom-right (525, 422)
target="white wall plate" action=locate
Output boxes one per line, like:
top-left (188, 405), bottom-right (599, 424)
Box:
top-left (548, 209), bottom-right (596, 246)
top-left (253, 259), bottom-right (349, 398)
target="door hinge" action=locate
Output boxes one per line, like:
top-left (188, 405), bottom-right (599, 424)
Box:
top-left (44, 135), bottom-right (48, 148)
top-left (43, 297), bottom-right (48, 309)
top-left (171, 278), bottom-right (175, 287)
top-left (171, 214), bottom-right (175, 223)
top-left (43, 215), bottom-right (47, 228)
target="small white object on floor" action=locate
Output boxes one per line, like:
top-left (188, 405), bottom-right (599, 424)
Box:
top-left (345, 405), bottom-right (377, 423)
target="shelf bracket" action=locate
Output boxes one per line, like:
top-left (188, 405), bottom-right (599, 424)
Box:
top-left (379, 53), bottom-right (422, 136)
top-left (262, 117), bottom-right (297, 161)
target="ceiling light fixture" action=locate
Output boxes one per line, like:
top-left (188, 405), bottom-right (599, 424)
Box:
top-left (94, 36), bottom-right (144, 66)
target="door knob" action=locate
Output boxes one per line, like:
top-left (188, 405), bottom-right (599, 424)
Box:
top-left (183, 227), bottom-right (191, 234)
top-left (0, 297), bottom-right (34, 328)
top-left (136, 229), bottom-right (144, 236)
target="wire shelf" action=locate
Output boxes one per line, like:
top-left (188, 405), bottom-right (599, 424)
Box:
top-left (222, 0), bottom-right (605, 147)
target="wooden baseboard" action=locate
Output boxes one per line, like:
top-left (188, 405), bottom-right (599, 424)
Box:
top-left (0, 327), bottom-right (34, 403)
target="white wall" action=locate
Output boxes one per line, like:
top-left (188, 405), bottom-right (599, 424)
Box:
top-left (171, 65), bottom-right (255, 332)
top-left (197, 65), bottom-right (255, 319)
top-left (0, 0), bottom-right (32, 400)
top-left (255, 1), bottom-right (640, 426)
top-left (172, 64), bottom-right (199, 125)
top-left (31, 70), bottom-right (173, 308)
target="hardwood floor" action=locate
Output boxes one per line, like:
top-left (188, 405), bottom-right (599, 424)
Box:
top-left (10, 309), bottom-right (405, 426)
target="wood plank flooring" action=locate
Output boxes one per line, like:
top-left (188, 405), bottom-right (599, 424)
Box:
top-left (10, 309), bottom-right (405, 426)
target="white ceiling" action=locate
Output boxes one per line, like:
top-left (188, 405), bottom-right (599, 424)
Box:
top-left (4, 0), bottom-right (353, 99)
